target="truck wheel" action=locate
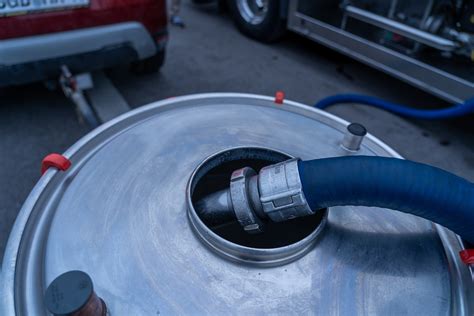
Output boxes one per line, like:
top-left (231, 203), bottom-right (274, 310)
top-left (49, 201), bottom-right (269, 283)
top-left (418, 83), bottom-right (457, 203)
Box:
top-left (227, 0), bottom-right (286, 42)
top-left (131, 50), bottom-right (165, 75)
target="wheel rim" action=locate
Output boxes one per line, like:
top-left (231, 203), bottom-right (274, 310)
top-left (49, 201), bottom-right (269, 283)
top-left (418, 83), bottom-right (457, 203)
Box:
top-left (236, 0), bottom-right (269, 25)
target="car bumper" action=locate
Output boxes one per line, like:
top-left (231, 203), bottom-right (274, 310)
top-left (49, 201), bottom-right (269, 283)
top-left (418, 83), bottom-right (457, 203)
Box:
top-left (0, 22), bottom-right (165, 86)
top-left (1, 22), bottom-right (158, 66)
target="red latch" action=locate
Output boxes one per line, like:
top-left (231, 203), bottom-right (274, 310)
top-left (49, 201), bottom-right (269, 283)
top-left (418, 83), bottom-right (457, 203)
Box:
top-left (274, 91), bottom-right (285, 104)
top-left (41, 153), bottom-right (71, 175)
top-left (459, 249), bottom-right (474, 264)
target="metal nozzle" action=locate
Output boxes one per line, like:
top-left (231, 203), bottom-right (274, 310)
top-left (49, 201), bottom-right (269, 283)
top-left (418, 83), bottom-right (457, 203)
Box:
top-left (194, 189), bottom-right (235, 226)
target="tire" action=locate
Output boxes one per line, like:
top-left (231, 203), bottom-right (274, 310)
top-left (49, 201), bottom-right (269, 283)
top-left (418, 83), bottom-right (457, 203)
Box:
top-left (227, 0), bottom-right (286, 42)
top-left (131, 49), bottom-right (166, 75)
top-left (191, 0), bottom-right (215, 4)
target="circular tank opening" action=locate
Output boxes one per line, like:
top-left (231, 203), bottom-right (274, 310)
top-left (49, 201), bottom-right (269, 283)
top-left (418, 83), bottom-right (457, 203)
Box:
top-left (187, 147), bottom-right (327, 266)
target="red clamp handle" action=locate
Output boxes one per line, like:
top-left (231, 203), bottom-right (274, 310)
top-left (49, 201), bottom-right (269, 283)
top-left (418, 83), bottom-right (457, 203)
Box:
top-left (459, 249), bottom-right (474, 264)
top-left (274, 91), bottom-right (285, 104)
top-left (41, 153), bottom-right (71, 175)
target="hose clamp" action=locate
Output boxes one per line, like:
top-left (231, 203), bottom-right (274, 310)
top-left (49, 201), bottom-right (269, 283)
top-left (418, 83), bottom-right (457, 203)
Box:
top-left (230, 167), bottom-right (264, 234)
top-left (258, 159), bottom-right (314, 222)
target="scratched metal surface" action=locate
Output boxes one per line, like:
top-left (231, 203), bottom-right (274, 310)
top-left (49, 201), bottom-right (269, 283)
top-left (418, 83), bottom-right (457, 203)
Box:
top-left (3, 94), bottom-right (467, 315)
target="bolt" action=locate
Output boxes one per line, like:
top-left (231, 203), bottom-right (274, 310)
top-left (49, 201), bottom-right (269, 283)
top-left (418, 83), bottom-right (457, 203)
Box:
top-left (45, 270), bottom-right (107, 316)
top-left (341, 123), bottom-right (367, 151)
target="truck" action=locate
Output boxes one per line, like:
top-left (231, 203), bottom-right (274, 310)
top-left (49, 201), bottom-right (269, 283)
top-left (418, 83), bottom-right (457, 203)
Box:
top-left (222, 0), bottom-right (474, 103)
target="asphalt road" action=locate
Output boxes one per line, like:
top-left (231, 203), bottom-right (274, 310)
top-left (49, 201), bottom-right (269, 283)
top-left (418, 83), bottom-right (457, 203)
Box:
top-left (0, 1), bottom-right (473, 260)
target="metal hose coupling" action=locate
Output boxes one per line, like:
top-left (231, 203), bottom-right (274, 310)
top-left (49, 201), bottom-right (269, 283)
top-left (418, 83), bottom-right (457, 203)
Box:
top-left (195, 159), bottom-right (315, 234)
top-left (257, 158), bottom-right (315, 222)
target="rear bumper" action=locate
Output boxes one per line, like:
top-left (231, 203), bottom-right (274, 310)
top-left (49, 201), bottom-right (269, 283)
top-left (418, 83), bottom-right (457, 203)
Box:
top-left (0, 22), bottom-right (166, 86)
top-left (0, 22), bottom-right (157, 66)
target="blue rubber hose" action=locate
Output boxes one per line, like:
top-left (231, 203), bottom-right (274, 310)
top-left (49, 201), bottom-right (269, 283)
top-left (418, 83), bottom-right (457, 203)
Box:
top-left (298, 156), bottom-right (474, 243)
top-left (314, 94), bottom-right (474, 119)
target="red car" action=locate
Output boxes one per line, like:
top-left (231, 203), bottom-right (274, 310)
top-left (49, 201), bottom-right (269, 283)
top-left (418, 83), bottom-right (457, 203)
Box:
top-left (0, 0), bottom-right (167, 87)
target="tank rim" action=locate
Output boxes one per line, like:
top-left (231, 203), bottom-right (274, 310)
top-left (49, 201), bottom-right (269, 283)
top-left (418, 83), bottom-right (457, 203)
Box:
top-left (186, 146), bottom-right (328, 267)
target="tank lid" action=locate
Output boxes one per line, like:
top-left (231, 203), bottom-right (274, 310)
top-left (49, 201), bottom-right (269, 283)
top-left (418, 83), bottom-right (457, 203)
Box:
top-left (2, 94), bottom-right (472, 315)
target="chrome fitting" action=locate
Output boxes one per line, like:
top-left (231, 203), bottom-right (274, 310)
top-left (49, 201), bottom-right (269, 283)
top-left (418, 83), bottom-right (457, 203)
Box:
top-left (341, 123), bottom-right (367, 152)
top-left (258, 159), bottom-right (314, 222)
top-left (230, 167), bottom-right (264, 234)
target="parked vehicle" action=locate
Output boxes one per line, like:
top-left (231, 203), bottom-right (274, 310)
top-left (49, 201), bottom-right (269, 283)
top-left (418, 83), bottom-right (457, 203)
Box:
top-left (206, 0), bottom-right (474, 103)
top-left (0, 0), bottom-right (168, 87)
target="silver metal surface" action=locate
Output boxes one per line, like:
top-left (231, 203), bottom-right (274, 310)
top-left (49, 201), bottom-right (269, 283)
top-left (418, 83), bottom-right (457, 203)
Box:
top-left (259, 159), bottom-right (314, 222)
top-left (287, 1), bottom-right (474, 104)
top-left (230, 167), bottom-right (264, 233)
top-left (1, 93), bottom-right (473, 315)
top-left (343, 5), bottom-right (458, 51)
top-left (236, 0), bottom-right (269, 25)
